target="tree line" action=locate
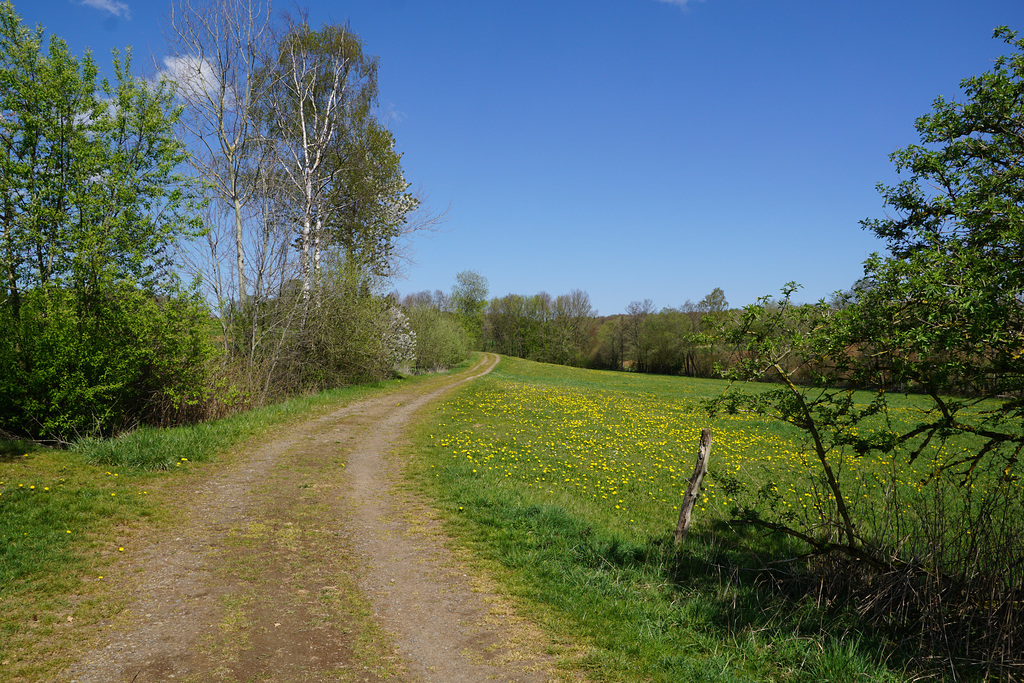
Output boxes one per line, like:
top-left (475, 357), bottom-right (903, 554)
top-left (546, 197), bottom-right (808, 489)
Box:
top-left (0, 0), bottom-right (460, 443)
top-left (404, 277), bottom-right (741, 380)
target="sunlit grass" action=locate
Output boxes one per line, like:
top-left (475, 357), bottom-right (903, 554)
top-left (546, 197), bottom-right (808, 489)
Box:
top-left (411, 356), bottom-right (998, 681)
top-left (424, 357), bottom-right (1016, 543)
top-left (74, 375), bottom-right (419, 470)
top-left (0, 442), bottom-right (157, 677)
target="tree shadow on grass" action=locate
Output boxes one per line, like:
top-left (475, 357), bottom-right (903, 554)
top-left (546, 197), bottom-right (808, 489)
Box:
top-left (510, 505), bottom-right (915, 676)
top-left (466, 498), bottom-right (903, 679)
top-left (641, 520), bottom-right (1004, 682)
top-left (456, 493), bottom-right (1013, 680)
top-left (0, 438), bottom-right (43, 462)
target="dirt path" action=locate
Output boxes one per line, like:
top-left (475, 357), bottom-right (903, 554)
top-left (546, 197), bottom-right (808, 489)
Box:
top-left (64, 354), bottom-right (571, 682)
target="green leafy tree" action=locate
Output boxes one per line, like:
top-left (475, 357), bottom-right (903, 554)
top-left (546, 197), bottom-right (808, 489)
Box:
top-left (484, 293), bottom-right (529, 358)
top-left (324, 115), bottom-right (418, 277)
top-left (593, 316), bottom-right (628, 370)
top-left (300, 257), bottom-right (415, 386)
top-left (625, 299), bottom-right (654, 371)
top-left (405, 303), bottom-right (469, 372)
top-left (709, 27), bottom-right (1024, 672)
top-left (483, 289), bottom-right (594, 366)
top-left (0, 2), bottom-right (207, 440)
top-left (710, 285), bottom-right (866, 556)
top-left (643, 307), bottom-right (694, 375)
top-left (550, 289), bottom-right (596, 366)
top-left (697, 286), bottom-right (728, 315)
top-left (451, 270), bottom-right (488, 348)
top-left (719, 29), bottom-right (1024, 527)
top-left (844, 26), bottom-right (1024, 478)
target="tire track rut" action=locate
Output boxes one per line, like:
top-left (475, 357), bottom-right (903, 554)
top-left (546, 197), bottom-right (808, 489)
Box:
top-left (65, 354), bottom-right (568, 682)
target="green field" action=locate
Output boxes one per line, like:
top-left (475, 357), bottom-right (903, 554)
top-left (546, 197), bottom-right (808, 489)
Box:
top-left (2, 354), bottom-right (1015, 680)
top-left (411, 355), bottom-right (1017, 682)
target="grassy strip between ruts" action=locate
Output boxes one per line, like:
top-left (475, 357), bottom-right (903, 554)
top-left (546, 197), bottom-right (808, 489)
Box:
top-left (405, 355), bottom-right (1010, 682)
top-left (0, 364), bottom-right (464, 681)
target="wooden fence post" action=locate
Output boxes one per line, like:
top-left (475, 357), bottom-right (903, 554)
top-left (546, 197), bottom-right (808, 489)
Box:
top-left (674, 428), bottom-right (712, 546)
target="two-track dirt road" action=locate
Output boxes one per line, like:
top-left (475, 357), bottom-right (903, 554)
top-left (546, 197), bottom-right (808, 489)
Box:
top-left (64, 354), bottom-right (573, 682)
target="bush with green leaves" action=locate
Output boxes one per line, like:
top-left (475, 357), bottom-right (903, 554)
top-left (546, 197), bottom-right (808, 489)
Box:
top-left (0, 1), bottom-right (206, 441)
top-left (405, 304), bottom-right (469, 372)
top-left (268, 257), bottom-right (417, 391)
top-left (0, 285), bottom-right (211, 440)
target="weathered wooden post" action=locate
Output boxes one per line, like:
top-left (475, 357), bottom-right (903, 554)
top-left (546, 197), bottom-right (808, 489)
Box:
top-left (674, 428), bottom-right (712, 546)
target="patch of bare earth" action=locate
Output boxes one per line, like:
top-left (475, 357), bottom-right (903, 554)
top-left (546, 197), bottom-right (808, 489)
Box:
top-left (63, 354), bottom-right (576, 682)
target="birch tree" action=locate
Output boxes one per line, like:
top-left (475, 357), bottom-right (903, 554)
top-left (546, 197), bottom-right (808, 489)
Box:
top-left (258, 18), bottom-right (371, 301)
top-left (260, 17), bottom-right (421, 305)
top-left (164, 0), bottom-right (272, 308)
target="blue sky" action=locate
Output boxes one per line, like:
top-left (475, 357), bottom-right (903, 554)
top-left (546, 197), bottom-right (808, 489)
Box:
top-left (13, 0), bottom-right (1024, 314)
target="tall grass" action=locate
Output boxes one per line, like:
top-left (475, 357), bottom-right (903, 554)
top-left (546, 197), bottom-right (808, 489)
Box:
top-left (74, 377), bottom-right (409, 470)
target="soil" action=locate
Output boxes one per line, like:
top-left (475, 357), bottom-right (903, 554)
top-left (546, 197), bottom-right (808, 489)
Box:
top-left (63, 354), bottom-right (577, 682)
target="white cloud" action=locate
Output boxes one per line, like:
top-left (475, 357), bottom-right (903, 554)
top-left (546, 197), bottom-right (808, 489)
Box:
top-left (79, 0), bottom-right (131, 19)
top-left (162, 55), bottom-right (228, 106)
top-left (385, 103), bottom-right (407, 125)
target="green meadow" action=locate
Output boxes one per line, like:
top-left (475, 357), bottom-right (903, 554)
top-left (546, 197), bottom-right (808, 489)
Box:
top-left (1, 354), bottom-right (1016, 680)
top-left (410, 355), bottom-right (1018, 682)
